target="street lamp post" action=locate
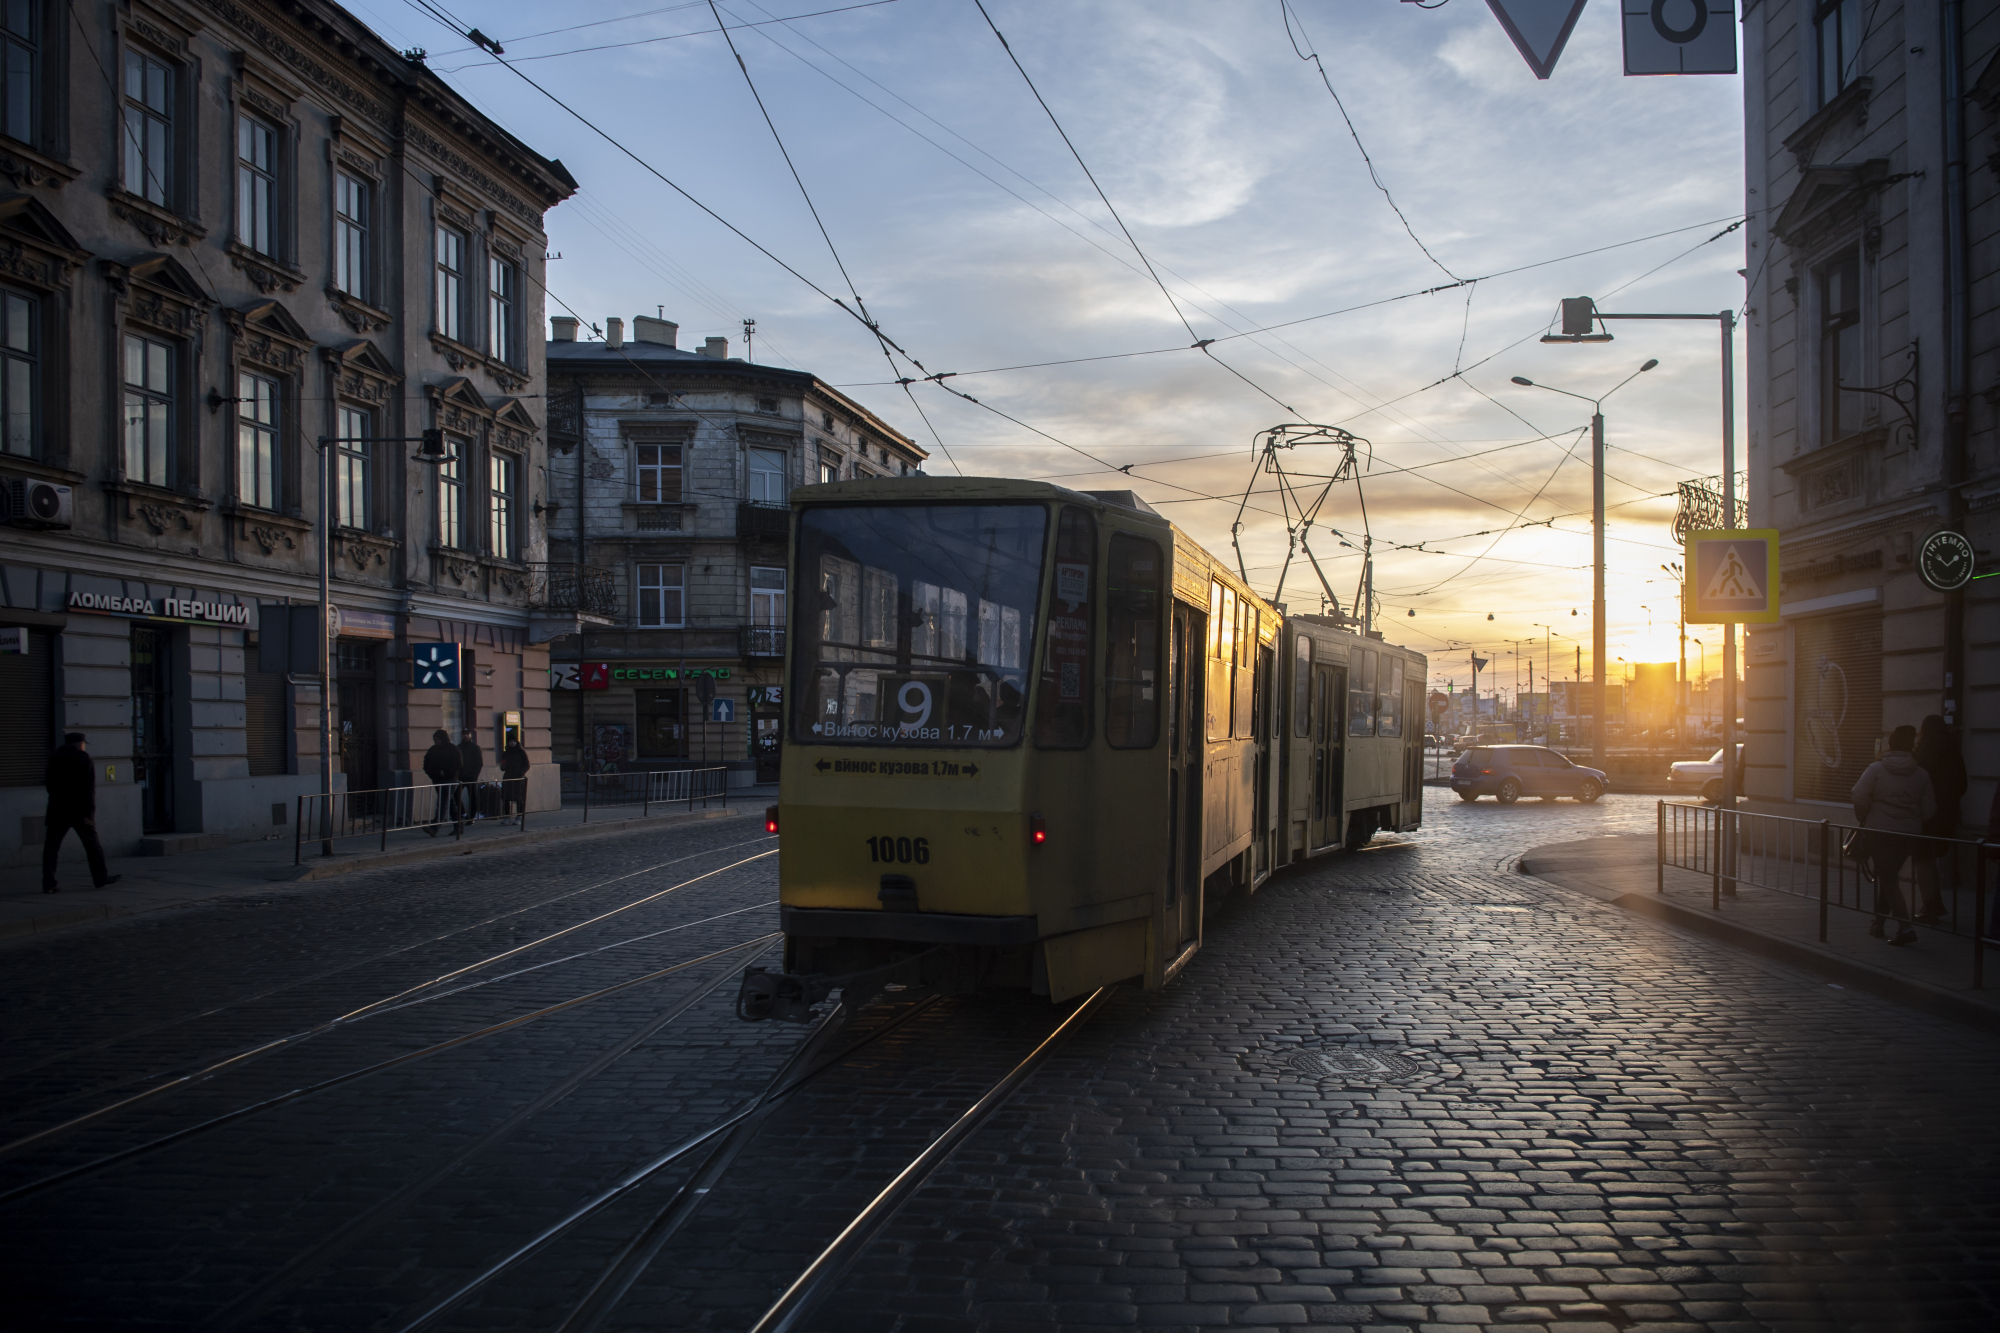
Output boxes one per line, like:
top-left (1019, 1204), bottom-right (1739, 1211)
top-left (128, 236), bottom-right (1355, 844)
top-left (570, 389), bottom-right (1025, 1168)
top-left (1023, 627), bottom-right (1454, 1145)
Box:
top-left (1509, 358), bottom-right (1657, 771)
top-left (1662, 562), bottom-right (1688, 744)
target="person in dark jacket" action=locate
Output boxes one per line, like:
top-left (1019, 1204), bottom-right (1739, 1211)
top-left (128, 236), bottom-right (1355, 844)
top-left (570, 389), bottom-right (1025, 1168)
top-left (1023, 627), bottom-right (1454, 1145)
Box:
top-left (500, 740), bottom-right (530, 825)
top-left (1911, 714), bottom-right (1967, 921)
top-left (457, 730), bottom-right (485, 821)
top-left (43, 733), bottom-right (119, 892)
top-left (1852, 724), bottom-right (1936, 946)
top-left (421, 729), bottom-right (461, 835)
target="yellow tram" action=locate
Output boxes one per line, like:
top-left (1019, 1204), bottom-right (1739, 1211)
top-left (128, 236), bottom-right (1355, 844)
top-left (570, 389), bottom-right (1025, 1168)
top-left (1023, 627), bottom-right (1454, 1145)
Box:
top-left (750, 477), bottom-right (1425, 1013)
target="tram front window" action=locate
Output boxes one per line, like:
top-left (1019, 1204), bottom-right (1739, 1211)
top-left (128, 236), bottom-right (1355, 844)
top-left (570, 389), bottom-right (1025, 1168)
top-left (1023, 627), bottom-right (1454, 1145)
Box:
top-left (795, 503), bottom-right (1048, 746)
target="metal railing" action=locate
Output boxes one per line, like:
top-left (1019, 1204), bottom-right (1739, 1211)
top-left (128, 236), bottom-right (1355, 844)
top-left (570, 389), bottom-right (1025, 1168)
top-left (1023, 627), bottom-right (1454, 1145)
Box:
top-left (296, 781), bottom-right (520, 863)
top-left (560, 765), bottom-right (730, 821)
top-left (736, 501), bottom-right (789, 542)
top-left (1657, 800), bottom-right (1999, 986)
top-left (741, 624), bottom-right (786, 658)
top-left (529, 562), bottom-right (619, 617)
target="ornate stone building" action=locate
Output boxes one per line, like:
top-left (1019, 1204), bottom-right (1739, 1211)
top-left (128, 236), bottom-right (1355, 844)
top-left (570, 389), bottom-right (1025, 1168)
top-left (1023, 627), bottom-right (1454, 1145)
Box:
top-left (544, 314), bottom-right (926, 785)
top-left (0, 0), bottom-right (574, 866)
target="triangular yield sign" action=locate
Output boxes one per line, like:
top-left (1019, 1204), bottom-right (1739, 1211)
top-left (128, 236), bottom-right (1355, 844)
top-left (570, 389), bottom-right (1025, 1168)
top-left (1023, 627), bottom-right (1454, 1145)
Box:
top-left (1485, 0), bottom-right (1590, 79)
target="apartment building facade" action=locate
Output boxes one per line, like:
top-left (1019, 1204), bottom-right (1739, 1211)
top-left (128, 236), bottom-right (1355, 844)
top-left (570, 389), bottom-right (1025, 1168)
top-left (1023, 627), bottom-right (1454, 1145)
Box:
top-left (544, 314), bottom-right (925, 784)
top-left (0, 0), bottom-right (574, 866)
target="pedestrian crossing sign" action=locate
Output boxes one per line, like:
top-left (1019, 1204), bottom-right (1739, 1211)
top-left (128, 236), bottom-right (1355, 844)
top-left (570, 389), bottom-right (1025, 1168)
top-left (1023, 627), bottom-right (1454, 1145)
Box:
top-left (1685, 530), bottom-right (1779, 623)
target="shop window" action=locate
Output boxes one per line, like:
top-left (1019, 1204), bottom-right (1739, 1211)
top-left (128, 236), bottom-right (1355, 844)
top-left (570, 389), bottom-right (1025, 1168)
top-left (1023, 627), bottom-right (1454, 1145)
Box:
top-left (1034, 506), bottom-right (1094, 748)
top-left (334, 173), bottom-right (369, 300)
top-left (437, 447), bottom-right (464, 549)
top-left (1819, 249), bottom-right (1863, 446)
top-left (638, 688), bottom-right (685, 758)
top-left (435, 224), bottom-right (466, 342)
top-left (490, 451), bottom-right (517, 559)
top-left (636, 443), bottom-right (680, 502)
top-left (1, 287), bottom-right (36, 458)
top-left (487, 255), bottom-right (517, 363)
top-left (236, 371), bottom-right (279, 510)
top-left (336, 406), bottom-right (370, 527)
top-left (122, 50), bottom-right (173, 206)
top-left (1794, 610), bottom-right (1883, 801)
top-left (1104, 533), bottom-right (1160, 748)
top-left (638, 562), bottom-right (684, 627)
top-left (748, 447), bottom-right (787, 505)
top-left (122, 332), bottom-right (172, 487)
top-left (235, 114), bottom-right (278, 257)
top-left (0, 624), bottom-right (52, 785)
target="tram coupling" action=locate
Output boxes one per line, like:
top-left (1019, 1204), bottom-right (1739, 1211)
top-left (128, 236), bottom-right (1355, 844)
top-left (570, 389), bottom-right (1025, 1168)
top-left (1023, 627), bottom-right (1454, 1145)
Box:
top-left (735, 944), bottom-right (988, 1022)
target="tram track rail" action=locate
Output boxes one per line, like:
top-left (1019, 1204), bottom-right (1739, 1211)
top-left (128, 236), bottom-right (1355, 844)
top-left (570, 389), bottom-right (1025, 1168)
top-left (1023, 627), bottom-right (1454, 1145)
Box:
top-left (0, 848), bottom-right (778, 1156)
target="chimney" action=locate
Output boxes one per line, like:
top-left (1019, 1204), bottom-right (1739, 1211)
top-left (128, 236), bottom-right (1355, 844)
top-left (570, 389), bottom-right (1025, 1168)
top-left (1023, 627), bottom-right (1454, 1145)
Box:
top-left (605, 317), bottom-right (624, 349)
top-left (702, 336), bottom-right (729, 359)
top-left (633, 315), bottom-right (678, 348)
top-left (550, 316), bottom-right (578, 342)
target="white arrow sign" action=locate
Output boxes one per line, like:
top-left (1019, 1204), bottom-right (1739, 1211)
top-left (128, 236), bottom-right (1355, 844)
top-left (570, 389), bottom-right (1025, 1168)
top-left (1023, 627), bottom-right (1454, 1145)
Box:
top-left (1486, 0), bottom-right (1590, 79)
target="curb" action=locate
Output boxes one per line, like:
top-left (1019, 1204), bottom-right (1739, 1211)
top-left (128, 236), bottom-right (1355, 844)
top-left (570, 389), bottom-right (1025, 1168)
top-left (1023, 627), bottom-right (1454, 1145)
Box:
top-left (1521, 857), bottom-right (2000, 1037)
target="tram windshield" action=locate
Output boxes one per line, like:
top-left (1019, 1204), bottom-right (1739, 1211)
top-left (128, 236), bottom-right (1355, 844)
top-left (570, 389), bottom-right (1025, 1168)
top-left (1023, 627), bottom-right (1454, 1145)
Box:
top-left (794, 503), bottom-right (1048, 747)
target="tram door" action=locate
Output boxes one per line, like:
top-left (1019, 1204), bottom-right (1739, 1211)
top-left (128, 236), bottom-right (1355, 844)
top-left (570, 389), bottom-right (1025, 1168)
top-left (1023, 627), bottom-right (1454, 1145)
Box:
top-left (1166, 604), bottom-right (1203, 955)
top-left (1308, 664), bottom-right (1345, 849)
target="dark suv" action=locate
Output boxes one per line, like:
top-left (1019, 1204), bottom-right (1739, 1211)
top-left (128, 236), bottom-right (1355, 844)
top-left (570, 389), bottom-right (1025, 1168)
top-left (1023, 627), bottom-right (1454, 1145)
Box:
top-left (1451, 745), bottom-right (1608, 804)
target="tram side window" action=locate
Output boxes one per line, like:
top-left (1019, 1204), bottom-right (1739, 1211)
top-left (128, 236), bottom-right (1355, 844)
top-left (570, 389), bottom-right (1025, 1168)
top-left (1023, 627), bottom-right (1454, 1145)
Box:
top-left (1293, 634), bottom-right (1311, 737)
top-left (1350, 648), bottom-right (1377, 736)
top-left (1035, 506), bottom-right (1096, 747)
top-left (1206, 581), bottom-right (1232, 743)
top-left (1378, 657), bottom-right (1403, 737)
top-left (1232, 602), bottom-right (1256, 739)
top-left (1105, 533), bottom-right (1161, 747)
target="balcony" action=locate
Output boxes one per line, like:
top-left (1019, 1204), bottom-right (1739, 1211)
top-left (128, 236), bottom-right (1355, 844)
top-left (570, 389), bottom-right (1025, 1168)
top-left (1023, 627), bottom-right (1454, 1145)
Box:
top-left (736, 501), bottom-right (790, 544)
top-left (741, 625), bottom-right (786, 659)
top-left (527, 562), bottom-right (618, 643)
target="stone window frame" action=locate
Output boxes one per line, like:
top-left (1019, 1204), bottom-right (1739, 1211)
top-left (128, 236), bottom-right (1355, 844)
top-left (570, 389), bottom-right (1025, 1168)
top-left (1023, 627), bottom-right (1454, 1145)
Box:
top-left (0, 0), bottom-right (74, 188)
top-left (223, 55), bottom-right (308, 293)
top-left (1797, 233), bottom-right (1880, 455)
top-left (109, 6), bottom-right (205, 248)
top-left (428, 376), bottom-right (500, 560)
top-left (325, 124), bottom-right (390, 333)
top-left (0, 195), bottom-right (82, 470)
top-left (321, 337), bottom-right (401, 537)
top-left (104, 253), bottom-right (207, 496)
top-left (221, 299), bottom-right (312, 518)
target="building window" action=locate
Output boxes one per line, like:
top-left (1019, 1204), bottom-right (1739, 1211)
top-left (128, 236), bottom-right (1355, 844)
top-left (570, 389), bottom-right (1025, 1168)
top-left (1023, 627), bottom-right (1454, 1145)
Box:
top-left (236, 115), bottom-right (277, 257)
top-left (750, 565), bottom-right (785, 625)
top-left (747, 447), bottom-right (787, 505)
top-left (336, 406), bottom-right (370, 528)
top-left (334, 174), bottom-right (368, 300)
top-left (1819, 248), bottom-right (1862, 445)
top-left (236, 371), bottom-right (279, 510)
top-left (1, 2), bottom-right (38, 145)
top-left (487, 255), bottom-right (517, 363)
top-left (638, 563), bottom-right (684, 627)
top-left (122, 332), bottom-right (172, 487)
top-left (636, 442), bottom-right (681, 502)
top-left (817, 454), bottom-right (839, 485)
top-left (122, 51), bottom-right (172, 206)
top-left (490, 451), bottom-right (517, 559)
top-left (435, 225), bottom-right (465, 342)
top-left (437, 444), bottom-right (465, 549)
top-left (1, 288), bottom-right (35, 457)
top-left (1816, 0), bottom-right (1861, 108)
top-left (756, 396), bottom-right (778, 414)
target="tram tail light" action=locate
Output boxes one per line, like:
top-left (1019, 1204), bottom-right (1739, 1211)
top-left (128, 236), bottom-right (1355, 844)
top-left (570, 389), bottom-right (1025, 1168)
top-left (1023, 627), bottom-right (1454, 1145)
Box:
top-left (765, 805), bottom-right (780, 834)
top-left (1030, 812), bottom-right (1046, 846)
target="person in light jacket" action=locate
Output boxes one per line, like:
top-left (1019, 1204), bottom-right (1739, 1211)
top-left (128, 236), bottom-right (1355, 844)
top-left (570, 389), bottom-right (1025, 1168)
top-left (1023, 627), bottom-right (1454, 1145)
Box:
top-left (421, 729), bottom-right (461, 835)
top-left (1852, 724), bottom-right (1936, 946)
top-left (500, 740), bottom-right (530, 825)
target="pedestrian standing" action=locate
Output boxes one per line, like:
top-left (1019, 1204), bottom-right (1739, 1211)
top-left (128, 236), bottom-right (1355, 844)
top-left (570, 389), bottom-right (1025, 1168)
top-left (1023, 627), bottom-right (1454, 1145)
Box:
top-left (1911, 714), bottom-right (1967, 923)
top-left (500, 738), bottom-right (530, 825)
top-left (457, 730), bottom-right (485, 821)
top-left (421, 729), bottom-right (461, 835)
top-left (42, 733), bottom-right (120, 893)
top-left (1851, 724), bottom-right (1936, 947)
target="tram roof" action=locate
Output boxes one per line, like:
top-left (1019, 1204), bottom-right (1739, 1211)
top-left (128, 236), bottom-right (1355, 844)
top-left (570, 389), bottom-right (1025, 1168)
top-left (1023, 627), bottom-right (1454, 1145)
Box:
top-left (794, 475), bottom-right (1170, 524)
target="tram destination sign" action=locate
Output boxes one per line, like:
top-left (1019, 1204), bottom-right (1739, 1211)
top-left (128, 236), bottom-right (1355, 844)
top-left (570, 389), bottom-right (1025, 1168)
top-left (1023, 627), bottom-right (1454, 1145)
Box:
top-left (67, 590), bottom-right (251, 626)
top-left (812, 757), bottom-right (980, 780)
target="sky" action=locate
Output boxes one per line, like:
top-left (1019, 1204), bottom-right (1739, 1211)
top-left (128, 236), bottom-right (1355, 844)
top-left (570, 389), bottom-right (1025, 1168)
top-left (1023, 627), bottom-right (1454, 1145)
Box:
top-left (363, 0), bottom-right (1751, 700)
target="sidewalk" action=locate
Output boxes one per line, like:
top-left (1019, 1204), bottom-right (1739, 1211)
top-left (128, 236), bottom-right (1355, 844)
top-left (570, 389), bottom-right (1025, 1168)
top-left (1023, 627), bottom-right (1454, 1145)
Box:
top-left (1520, 832), bottom-right (2000, 1034)
top-left (5, 791), bottom-right (768, 944)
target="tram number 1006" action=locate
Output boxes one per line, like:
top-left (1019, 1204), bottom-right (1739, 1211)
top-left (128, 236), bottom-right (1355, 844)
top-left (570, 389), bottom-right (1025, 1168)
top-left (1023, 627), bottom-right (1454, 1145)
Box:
top-left (866, 835), bottom-right (930, 865)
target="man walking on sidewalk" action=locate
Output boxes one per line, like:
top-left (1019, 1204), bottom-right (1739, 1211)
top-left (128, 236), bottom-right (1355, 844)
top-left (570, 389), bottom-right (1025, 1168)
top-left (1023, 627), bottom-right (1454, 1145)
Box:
top-left (422, 730), bottom-right (461, 835)
top-left (1853, 724), bottom-right (1935, 947)
top-left (500, 738), bottom-right (530, 825)
top-left (457, 729), bottom-right (485, 821)
top-left (43, 733), bottom-right (120, 893)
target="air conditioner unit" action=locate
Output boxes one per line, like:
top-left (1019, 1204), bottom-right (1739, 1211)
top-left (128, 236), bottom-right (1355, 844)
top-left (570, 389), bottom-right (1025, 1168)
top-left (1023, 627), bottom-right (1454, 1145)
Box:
top-left (0, 476), bottom-right (73, 529)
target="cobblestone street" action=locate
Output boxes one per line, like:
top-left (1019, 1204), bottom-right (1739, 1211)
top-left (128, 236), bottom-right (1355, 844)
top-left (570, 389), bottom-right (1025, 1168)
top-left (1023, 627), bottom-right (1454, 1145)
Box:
top-left (2, 795), bottom-right (1996, 1332)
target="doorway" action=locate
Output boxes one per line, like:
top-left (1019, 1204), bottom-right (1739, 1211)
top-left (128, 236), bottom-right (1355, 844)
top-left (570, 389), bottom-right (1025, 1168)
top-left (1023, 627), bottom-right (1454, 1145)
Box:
top-left (638, 688), bottom-right (686, 759)
top-left (130, 625), bottom-right (173, 833)
top-left (336, 640), bottom-right (380, 811)
top-left (1309, 664), bottom-right (1346, 850)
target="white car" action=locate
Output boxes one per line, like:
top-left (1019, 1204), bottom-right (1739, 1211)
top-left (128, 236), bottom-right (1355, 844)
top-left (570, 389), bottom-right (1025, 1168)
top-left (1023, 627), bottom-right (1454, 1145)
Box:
top-left (1669, 745), bottom-right (1743, 802)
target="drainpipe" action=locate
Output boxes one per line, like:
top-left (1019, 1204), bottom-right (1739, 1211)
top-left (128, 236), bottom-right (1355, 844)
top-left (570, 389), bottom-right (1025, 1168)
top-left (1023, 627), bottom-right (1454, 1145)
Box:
top-left (1942, 0), bottom-right (1969, 741)
top-left (575, 376), bottom-right (589, 768)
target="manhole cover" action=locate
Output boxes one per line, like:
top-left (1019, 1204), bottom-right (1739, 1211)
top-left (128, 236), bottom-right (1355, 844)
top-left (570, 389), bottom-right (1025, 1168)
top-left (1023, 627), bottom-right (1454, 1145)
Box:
top-left (1286, 1045), bottom-right (1425, 1083)
top-left (1252, 1036), bottom-right (1461, 1091)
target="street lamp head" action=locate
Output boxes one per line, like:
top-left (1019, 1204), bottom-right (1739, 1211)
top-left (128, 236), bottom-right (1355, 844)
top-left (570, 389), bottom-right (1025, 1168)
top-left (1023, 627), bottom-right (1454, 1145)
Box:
top-left (1640, 358), bottom-right (1659, 372)
top-left (1509, 376), bottom-right (1534, 386)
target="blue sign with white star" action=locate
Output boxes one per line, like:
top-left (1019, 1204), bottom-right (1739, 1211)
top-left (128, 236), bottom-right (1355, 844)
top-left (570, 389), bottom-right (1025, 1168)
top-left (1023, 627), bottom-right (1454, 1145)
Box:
top-left (412, 642), bottom-right (460, 689)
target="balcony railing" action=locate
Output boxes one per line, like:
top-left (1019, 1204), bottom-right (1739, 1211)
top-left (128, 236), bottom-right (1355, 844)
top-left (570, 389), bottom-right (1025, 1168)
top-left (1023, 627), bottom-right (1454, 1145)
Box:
top-left (737, 501), bottom-right (790, 543)
top-left (529, 562), bottom-right (618, 618)
top-left (742, 625), bottom-right (786, 658)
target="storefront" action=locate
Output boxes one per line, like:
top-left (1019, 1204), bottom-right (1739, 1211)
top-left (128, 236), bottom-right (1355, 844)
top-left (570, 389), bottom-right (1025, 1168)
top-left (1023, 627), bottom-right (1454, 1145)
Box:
top-left (550, 659), bottom-right (776, 785)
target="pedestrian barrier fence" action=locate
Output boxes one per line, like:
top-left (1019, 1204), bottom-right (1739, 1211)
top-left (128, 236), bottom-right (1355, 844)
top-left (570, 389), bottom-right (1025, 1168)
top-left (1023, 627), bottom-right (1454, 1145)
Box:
top-left (1656, 800), bottom-right (2000, 988)
top-left (295, 780), bottom-right (509, 863)
top-left (559, 766), bottom-right (730, 821)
